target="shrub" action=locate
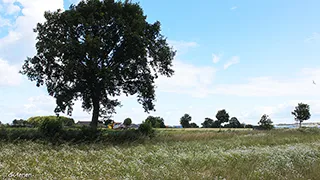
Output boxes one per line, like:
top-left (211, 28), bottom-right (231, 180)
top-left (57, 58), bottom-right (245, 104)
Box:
top-left (123, 118), bottom-right (132, 127)
top-left (138, 121), bottom-right (155, 137)
top-left (27, 116), bottom-right (75, 127)
top-left (39, 117), bottom-right (63, 138)
top-left (0, 127), bottom-right (42, 141)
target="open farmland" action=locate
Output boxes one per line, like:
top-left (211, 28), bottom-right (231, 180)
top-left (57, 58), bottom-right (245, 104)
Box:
top-left (1, 128), bottom-right (320, 179)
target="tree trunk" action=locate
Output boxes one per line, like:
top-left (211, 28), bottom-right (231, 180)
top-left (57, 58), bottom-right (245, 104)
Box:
top-left (91, 99), bottom-right (100, 131)
top-left (299, 121), bottom-right (302, 128)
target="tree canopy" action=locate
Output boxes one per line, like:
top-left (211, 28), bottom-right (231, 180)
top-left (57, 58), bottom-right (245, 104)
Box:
top-left (216, 109), bottom-right (230, 128)
top-left (201, 117), bottom-right (219, 128)
top-left (258, 114), bottom-right (274, 130)
top-left (145, 116), bottom-right (166, 128)
top-left (123, 118), bottom-right (132, 127)
top-left (291, 103), bottom-right (311, 128)
top-left (20, 0), bottom-right (175, 130)
top-left (225, 117), bottom-right (241, 128)
top-left (180, 114), bottom-right (192, 128)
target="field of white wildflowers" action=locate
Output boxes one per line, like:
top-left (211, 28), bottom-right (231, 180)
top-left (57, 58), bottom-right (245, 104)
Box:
top-left (1, 129), bottom-right (320, 179)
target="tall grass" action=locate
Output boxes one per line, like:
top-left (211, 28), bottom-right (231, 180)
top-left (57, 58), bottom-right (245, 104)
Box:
top-left (1, 129), bottom-right (320, 179)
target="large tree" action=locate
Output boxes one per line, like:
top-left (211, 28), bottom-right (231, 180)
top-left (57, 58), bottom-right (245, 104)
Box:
top-left (180, 114), bottom-right (191, 128)
top-left (291, 103), bottom-right (311, 128)
top-left (216, 109), bottom-right (230, 129)
top-left (20, 0), bottom-right (175, 130)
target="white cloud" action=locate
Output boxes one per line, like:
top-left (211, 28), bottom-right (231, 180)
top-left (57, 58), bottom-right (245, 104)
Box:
top-left (212, 68), bottom-right (320, 97)
top-left (156, 60), bottom-right (217, 98)
top-left (212, 53), bottom-right (222, 64)
top-left (223, 56), bottom-right (240, 69)
top-left (6, 3), bottom-right (21, 14)
top-left (0, 59), bottom-right (21, 86)
top-left (230, 6), bottom-right (238, 10)
top-left (0, 16), bottom-right (11, 27)
top-left (0, 0), bottom-right (64, 63)
top-left (167, 40), bottom-right (199, 55)
top-left (305, 32), bottom-right (320, 43)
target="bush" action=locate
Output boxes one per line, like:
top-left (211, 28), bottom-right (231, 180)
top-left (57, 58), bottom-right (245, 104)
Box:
top-left (0, 127), bottom-right (42, 141)
top-left (39, 117), bottom-right (63, 138)
top-left (138, 121), bottom-right (155, 137)
top-left (27, 116), bottom-right (74, 127)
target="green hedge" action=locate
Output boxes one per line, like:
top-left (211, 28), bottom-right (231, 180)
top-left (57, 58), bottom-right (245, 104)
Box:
top-left (27, 116), bottom-right (75, 127)
top-left (0, 126), bottom-right (154, 144)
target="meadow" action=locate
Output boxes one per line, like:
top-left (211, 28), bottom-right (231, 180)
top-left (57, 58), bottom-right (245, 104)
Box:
top-left (1, 128), bottom-right (320, 179)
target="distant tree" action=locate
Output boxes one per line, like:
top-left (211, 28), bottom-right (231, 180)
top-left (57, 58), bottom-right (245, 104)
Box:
top-left (258, 114), bottom-right (274, 130)
top-left (12, 119), bottom-right (30, 127)
top-left (245, 124), bottom-right (253, 128)
top-left (180, 114), bottom-right (191, 128)
top-left (190, 122), bottom-right (199, 128)
top-left (123, 118), bottom-right (132, 127)
top-left (145, 116), bottom-right (166, 128)
top-left (226, 117), bottom-right (241, 128)
top-left (202, 118), bottom-right (213, 128)
top-left (20, 0), bottom-right (175, 130)
top-left (291, 103), bottom-right (311, 128)
top-left (216, 109), bottom-right (230, 129)
top-left (201, 118), bottom-right (219, 128)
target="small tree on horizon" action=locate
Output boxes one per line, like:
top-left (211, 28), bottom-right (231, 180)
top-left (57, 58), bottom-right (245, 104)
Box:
top-left (291, 103), bottom-right (311, 128)
top-left (123, 118), bottom-right (132, 127)
top-left (216, 109), bottom-right (230, 129)
top-left (180, 114), bottom-right (191, 128)
top-left (145, 116), bottom-right (166, 128)
top-left (258, 114), bottom-right (274, 130)
top-left (226, 117), bottom-right (241, 128)
top-left (190, 122), bottom-right (199, 128)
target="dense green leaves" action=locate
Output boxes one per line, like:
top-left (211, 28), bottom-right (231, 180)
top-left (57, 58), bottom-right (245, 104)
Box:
top-left (20, 0), bottom-right (175, 129)
top-left (225, 117), bottom-right (241, 128)
top-left (201, 118), bottom-right (219, 128)
top-left (216, 109), bottom-right (230, 128)
top-left (180, 114), bottom-right (192, 128)
top-left (258, 114), bottom-right (274, 130)
top-left (123, 118), bottom-right (132, 127)
top-left (145, 116), bottom-right (166, 128)
top-left (292, 103), bottom-right (311, 127)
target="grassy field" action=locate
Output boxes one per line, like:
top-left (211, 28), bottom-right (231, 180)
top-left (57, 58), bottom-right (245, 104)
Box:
top-left (1, 128), bottom-right (320, 179)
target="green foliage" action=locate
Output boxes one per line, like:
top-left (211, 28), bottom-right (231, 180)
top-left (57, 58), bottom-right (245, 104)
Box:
top-left (258, 114), bottom-right (274, 130)
top-left (20, 0), bottom-right (175, 130)
top-left (38, 117), bottom-right (63, 137)
top-left (245, 124), bottom-right (254, 128)
top-left (190, 122), bottom-right (199, 128)
top-left (11, 119), bottom-right (32, 127)
top-left (138, 121), bottom-right (155, 137)
top-left (123, 118), bottom-right (132, 127)
top-left (201, 118), bottom-right (219, 128)
top-left (180, 114), bottom-right (192, 128)
top-left (145, 116), bottom-right (166, 128)
top-left (216, 109), bottom-right (230, 127)
top-left (225, 117), bottom-right (241, 128)
top-left (0, 127), bottom-right (42, 141)
top-left (27, 116), bottom-right (74, 127)
top-left (292, 103), bottom-right (311, 127)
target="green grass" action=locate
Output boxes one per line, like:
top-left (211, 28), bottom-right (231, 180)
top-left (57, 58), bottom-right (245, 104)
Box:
top-left (1, 128), bottom-right (320, 179)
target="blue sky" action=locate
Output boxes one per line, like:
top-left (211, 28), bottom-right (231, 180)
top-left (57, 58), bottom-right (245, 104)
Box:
top-left (1, 0), bottom-right (320, 126)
